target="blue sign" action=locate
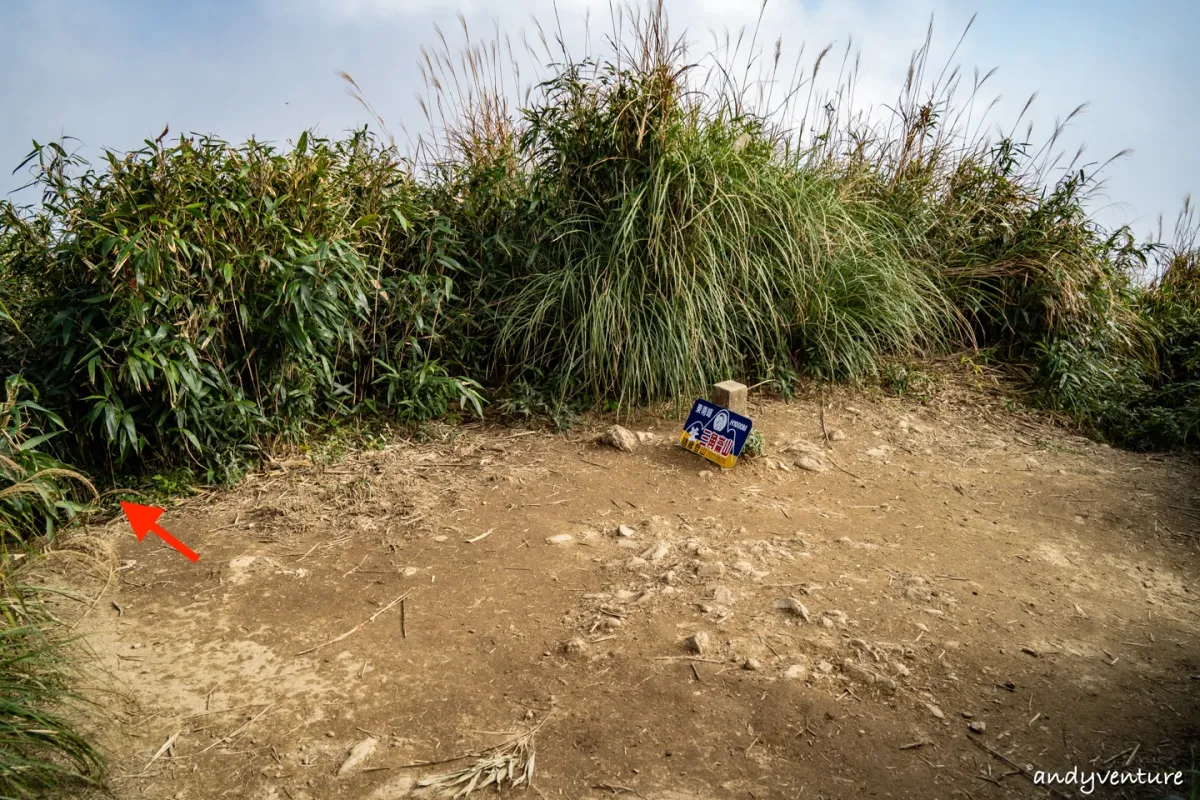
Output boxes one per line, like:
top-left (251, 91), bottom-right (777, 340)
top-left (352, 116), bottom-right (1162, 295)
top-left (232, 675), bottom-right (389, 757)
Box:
top-left (679, 398), bottom-right (754, 469)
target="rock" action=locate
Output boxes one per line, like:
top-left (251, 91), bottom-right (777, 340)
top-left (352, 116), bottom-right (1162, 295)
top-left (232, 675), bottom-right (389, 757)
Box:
top-left (562, 637), bottom-right (589, 659)
top-left (925, 703), bottom-right (945, 720)
top-left (786, 440), bottom-right (823, 455)
top-left (641, 542), bottom-right (671, 563)
top-left (626, 556), bottom-right (648, 569)
top-left (433, 535), bottom-right (448, 542)
top-left (599, 425), bottom-right (638, 452)
top-left (635, 431), bottom-right (656, 443)
top-left (614, 589), bottom-right (638, 602)
top-left (732, 560), bottom-right (755, 575)
top-left (713, 586), bottom-right (734, 605)
top-left (865, 446), bottom-right (891, 459)
top-left (824, 609), bottom-right (848, 626)
top-left (616, 539), bottom-right (641, 550)
top-left (829, 429), bottom-right (846, 442)
top-left (783, 664), bottom-right (809, 681)
top-left (773, 597), bottom-right (810, 621)
top-left (369, 775), bottom-right (415, 799)
top-left (968, 721), bottom-right (987, 734)
top-left (816, 660), bottom-right (834, 674)
top-left (696, 561), bottom-right (725, 578)
top-left (546, 533), bottom-right (574, 545)
top-left (843, 660), bottom-right (898, 691)
top-left (577, 529), bottom-right (600, 546)
top-left (794, 456), bottom-right (826, 473)
top-left (893, 662), bottom-right (911, 677)
top-left (684, 631), bottom-right (711, 655)
top-left (698, 470), bottom-right (713, 478)
top-left (336, 737), bottom-right (378, 777)
top-left (402, 567), bottom-right (419, 578)
top-left (602, 617), bottom-right (622, 630)
top-left (617, 524), bottom-right (637, 538)
top-left (743, 658), bottom-right (763, 671)
top-left (821, 617), bottom-right (835, 629)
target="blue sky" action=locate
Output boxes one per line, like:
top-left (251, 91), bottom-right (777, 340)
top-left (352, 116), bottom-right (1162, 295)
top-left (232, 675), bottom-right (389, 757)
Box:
top-left (1, 0), bottom-right (1196, 234)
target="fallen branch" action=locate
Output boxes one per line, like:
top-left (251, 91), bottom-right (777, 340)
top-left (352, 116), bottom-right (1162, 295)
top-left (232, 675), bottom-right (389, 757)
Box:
top-left (296, 591), bottom-right (411, 656)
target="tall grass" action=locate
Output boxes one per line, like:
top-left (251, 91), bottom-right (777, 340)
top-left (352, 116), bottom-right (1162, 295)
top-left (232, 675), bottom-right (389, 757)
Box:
top-left (0, 377), bottom-right (104, 798)
top-left (0, 0), bottom-right (1195, 473)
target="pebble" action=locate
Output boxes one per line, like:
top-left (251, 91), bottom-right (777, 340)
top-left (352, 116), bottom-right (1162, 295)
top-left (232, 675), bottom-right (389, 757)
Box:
top-left (795, 456), bottom-right (826, 473)
top-left (732, 560), bottom-right (755, 575)
top-left (684, 631), bottom-right (710, 655)
top-left (336, 737), bottom-right (378, 778)
top-left (617, 524), bottom-right (637, 537)
top-left (713, 586), bottom-right (734, 605)
top-left (433, 535), bottom-right (448, 542)
top-left (968, 721), bottom-right (987, 734)
top-left (773, 597), bottom-right (810, 621)
top-left (402, 567), bottom-right (419, 578)
top-left (824, 609), bottom-right (848, 625)
top-left (698, 470), bottom-right (713, 478)
top-left (599, 425), bottom-right (639, 452)
top-left (865, 447), bottom-right (890, 459)
top-left (635, 431), bottom-right (656, 443)
top-left (626, 557), bottom-right (648, 568)
top-left (562, 637), bottom-right (589, 659)
top-left (816, 660), bottom-right (834, 674)
top-left (829, 429), bottom-right (846, 441)
top-left (641, 542), bottom-right (671, 563)
top-left (546, 534), bottom-right (574, 545)
top-left (783, 664), bottom-right (809, 681)
top-left (743, 658), bottom-right (763, 671)
top-left (696, 561), bottom-right (725, 578)
top-left (925, 703), bottom-right (945, 720)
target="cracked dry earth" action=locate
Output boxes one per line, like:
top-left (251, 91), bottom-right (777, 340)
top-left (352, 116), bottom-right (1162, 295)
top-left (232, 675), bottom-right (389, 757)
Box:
top-left (62, 384), bottom-right (1200, 799)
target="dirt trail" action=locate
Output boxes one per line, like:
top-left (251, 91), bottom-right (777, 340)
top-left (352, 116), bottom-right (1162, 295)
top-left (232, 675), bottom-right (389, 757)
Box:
top-left (64, 384), bottom-right (1199, 799)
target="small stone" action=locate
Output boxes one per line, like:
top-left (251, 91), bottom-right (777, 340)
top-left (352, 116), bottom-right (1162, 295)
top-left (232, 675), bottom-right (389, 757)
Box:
top-left (732, 560), bottom-right (755, 575)
top-left (829, 429), bottom-right (846, 441)
top-left (433, 535), bottom-right (448, 542)
top-left (821, 617), bottom-right (835, 628)
top-left (617, 524), bottom-right (636, 537)
top-left (614, 589), bottom-right (637, 602)
top-left (698, 470), bottom-right (713, 478)
top-left (684, 631), bottom-right (711, 655)
top-left (743, 657), bottom-right (763, 671)
top-left (816, 660), bottom-right (834, 674)
top-left (599, 425), bottom-right (638, 452)
top-left (696, 561), bottom-right (725, 578)
top-left (783, 664), bottom-right (809, 681)
top-left (562, 637), bottom-right (589, 659)
top-left (336, 736), bottom-right (378, 778)
top-left (641, 542), bottom-right (671, 563)
top-left (713, 586), bottom-right (734, 605)
top-left (925, 703), bottom-right (945, 720)
top-left (602, 617), bottom-right (623, 630)
top-left (773, 597), bottom-right (810, 621)
top-left (635, 431), bottom-right (655, 443)
top-left (968, 721), bottom-right (987, 734)
top-left (546, 534), bottom-right (574, 545)
top-left (626, 557), bottom-right (648, 568)
top-left (794, 456), bottom-right (826, 473)
top-left (824, 609), bottom-right (848, 625)
top-left (865, 447), bottom-right (890, 459)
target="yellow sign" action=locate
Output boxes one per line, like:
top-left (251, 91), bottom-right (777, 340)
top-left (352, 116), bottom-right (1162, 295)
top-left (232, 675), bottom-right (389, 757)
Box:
top-left (679, 430), bottom-right (738, 469)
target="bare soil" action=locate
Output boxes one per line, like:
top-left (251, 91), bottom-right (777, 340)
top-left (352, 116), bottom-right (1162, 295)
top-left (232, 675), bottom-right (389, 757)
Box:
top-left (57, 381), bottom-right (1200, 799)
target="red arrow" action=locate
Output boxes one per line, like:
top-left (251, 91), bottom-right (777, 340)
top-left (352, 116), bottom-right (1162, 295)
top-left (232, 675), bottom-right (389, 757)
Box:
top-left (119, 502), bottom-right (200, 563)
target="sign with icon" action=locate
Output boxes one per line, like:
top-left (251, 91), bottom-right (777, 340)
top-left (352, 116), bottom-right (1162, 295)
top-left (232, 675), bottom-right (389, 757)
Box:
top-left (678, 398), bottom-right (754, 469)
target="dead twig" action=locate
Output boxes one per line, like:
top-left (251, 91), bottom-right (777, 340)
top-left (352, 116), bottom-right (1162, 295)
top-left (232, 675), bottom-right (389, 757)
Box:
top-left (968, 735), bottom-right (1070, 799)
top-left (295, 591), bottom-right (411, 656)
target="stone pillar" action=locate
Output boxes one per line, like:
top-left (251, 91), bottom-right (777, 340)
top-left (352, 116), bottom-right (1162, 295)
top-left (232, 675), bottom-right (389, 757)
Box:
top-left (711, 380), bottom-right (748, 416)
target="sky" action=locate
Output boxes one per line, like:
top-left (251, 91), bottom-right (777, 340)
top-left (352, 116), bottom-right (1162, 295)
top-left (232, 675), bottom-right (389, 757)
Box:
top-left (1, 0), bottom-right (1196, 235)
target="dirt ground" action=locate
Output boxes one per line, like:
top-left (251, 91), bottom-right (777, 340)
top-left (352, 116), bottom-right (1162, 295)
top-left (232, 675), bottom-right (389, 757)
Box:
top-left (53, 379), bottom-right (1200, 799)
